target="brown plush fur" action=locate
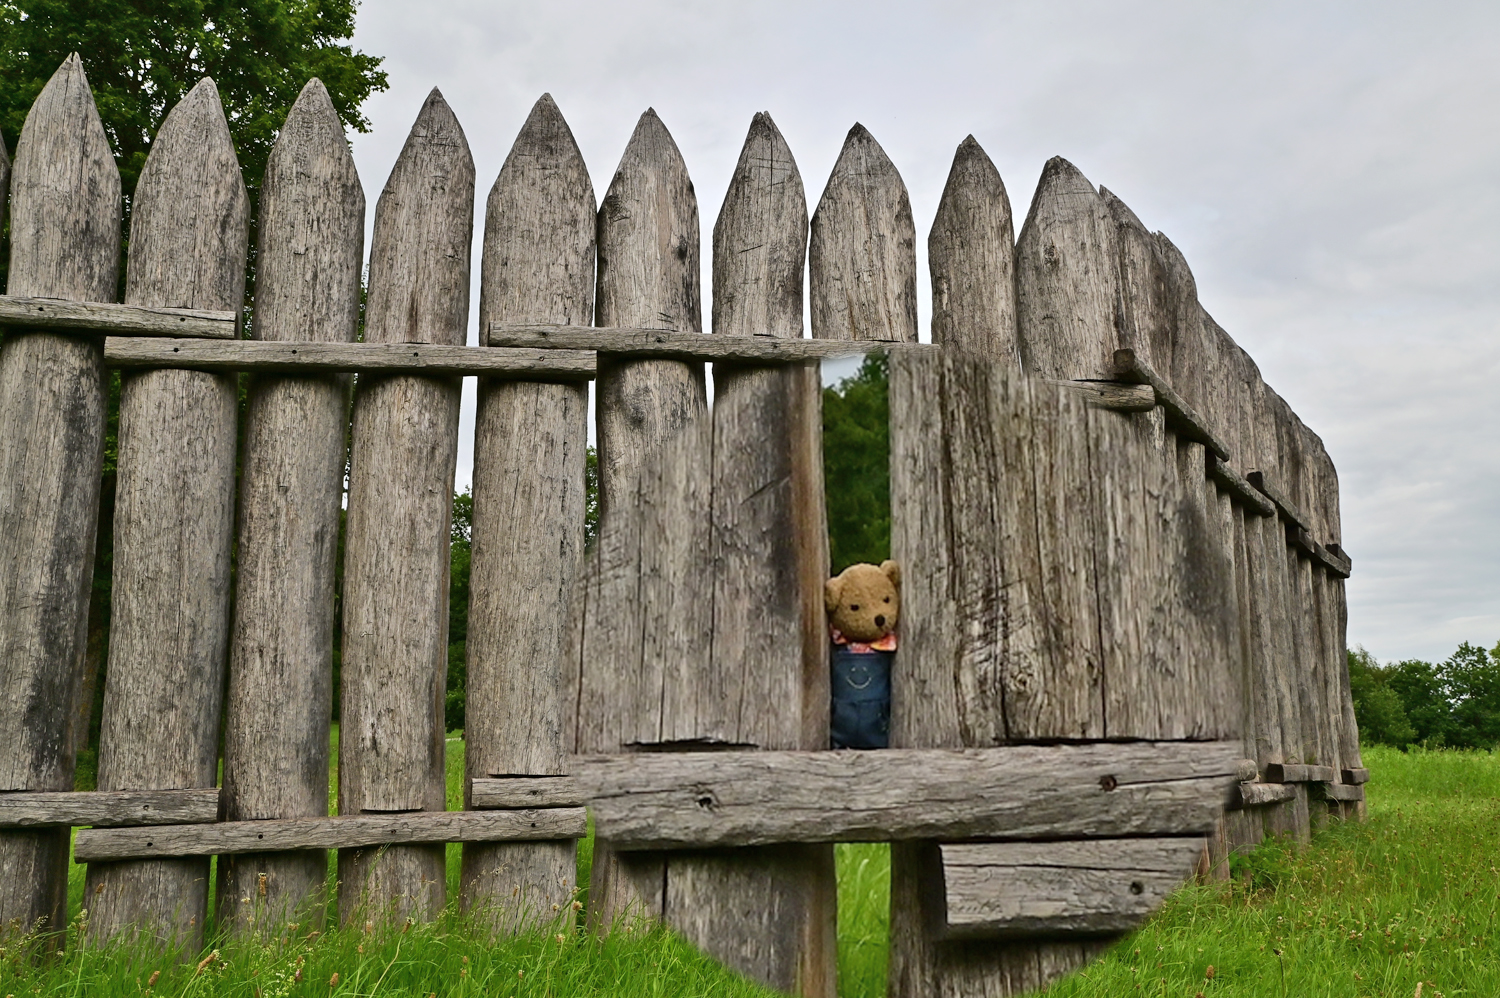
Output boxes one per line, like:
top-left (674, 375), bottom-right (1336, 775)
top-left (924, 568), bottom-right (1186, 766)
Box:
top-left (824, 561), bottom-right (901, 643)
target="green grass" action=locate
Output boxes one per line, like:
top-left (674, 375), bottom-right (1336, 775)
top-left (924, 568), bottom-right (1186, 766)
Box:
top-left (7, 744), bottom-right (1497, 997)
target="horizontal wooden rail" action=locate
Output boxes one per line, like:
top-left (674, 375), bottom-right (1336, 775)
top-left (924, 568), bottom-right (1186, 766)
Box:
top-left (470, 776), bottom-right (583, 808)
top-left (1207, 455), bottom-right (1276, 517)
top-left (0, 295), bottom-right (238, 338)
top-left (1264, 763), bottom-right (1337, 784)
top-left (1341, 767), bottom-right (1370, 785)
top-left (1246, 471), bottom-right (1312, 533)
top-left (487, 323), bottom-right (938, 362)
top-left (0, 789), bottom-right (220, 828)
top-left (1231, 782), bottom-right (1297, 808)
top-left (1112, 348), bottom-right (1230, 460)
top-left (73, 807), bottom-right (587, 863)
top-left (103, 338), bottom-right (597, 380)
top-left (574, 741), bottom-right (1240, 850)
top-left (1315, 782), bottom-right (1365, 803)
top-left (1052, 380), bottom-right (1155, 412)
top-left (1295, 528), bottom-right (1352, 578)
top-left (939, 837), bottom-right (1205, 938)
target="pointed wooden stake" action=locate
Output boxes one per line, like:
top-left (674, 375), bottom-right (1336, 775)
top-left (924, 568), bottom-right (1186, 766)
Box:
top-left (1099, 186), bottom-right (1171, 375)
top-left (0, 51), bottom-right (118, 944)
top-left (339, 87), bottom-right (474, 926)
top-left (462, 93), bottom-right (593, 933)
top-left (929, 135), bottom-right (1016, 361)
top-left (810, 124), bottom-right (917, 342)
top-left (219, 78), bottom-right (365, 936)
top-left (1015, 156), bottom-right (1119, 379)
top-left (86, 75), bottom-right (248, 953)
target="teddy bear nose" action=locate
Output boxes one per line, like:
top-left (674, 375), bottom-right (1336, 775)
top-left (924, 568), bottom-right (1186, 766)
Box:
top-left (874, 614), bottom-right (886, 628)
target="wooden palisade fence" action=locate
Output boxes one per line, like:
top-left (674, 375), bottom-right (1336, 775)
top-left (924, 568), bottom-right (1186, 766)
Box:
top-left (0, 55), bottom-right (1360, 998)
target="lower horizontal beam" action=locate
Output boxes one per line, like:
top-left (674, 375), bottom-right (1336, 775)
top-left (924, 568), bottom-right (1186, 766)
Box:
top-left (73, 808), bottom-right (587, 863)
top-left (1314, 782), bottom-right (1366, 803)
top-left (1341, 767), bottom-right (1370, 785)
top-left (103, 338), bottom-right (597, 380)
top-left (0, 789), bottom-right (220, 828)
top-left (940, 837), bottom-right (1205, 938)
top-left (575, 741), bottom-right (1240, 850)
top-left (1264, 763), bottom-right (1338, 784)
top-left (1231, 782), bottom-right (1297, 808)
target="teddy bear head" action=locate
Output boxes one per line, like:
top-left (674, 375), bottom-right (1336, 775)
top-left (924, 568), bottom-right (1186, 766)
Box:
top-left (825, 560), bottom-right (901, 643)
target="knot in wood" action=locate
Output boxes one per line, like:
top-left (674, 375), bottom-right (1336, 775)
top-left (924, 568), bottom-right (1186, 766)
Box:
top-left (1098, 774), bottom-right (1118, 792)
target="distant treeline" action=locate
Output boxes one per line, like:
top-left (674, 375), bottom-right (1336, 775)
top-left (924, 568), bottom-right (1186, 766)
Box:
top-left (1350, 643), bottom-right (1500, 750)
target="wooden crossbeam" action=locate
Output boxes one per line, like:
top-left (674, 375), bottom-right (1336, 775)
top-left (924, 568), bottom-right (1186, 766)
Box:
top-left (1207, 455), bottom-right (1276, 517)
top-left (1341, 767), bottom-right (1370, 785)
top-left (1112, 348), bottom-right (1230, 460)
top-left (1315, 782), bottom-right (1366, 803)
top-left (1264, 762), bottom-right (1338, 784)
top-left (1246, 470), bottom-right (1312, 533)
top-left (487, 323), bottom-right (934, 362)
top-left (940, 837), bottom-right (1206, 938)
top-left (104, 338), bottom-right (596, 380)
top-left (469, 776), bottom-right (583, 809)
top-left (1051, 380), bottom-right (1155, 412)
top-left (1231, 782), bottom-right (1297, 808)
top-left (576, 741), bottom-right (1241, 850)
top-left (73, 808), bottom-right (587, 863)
top-left (0, 296), bottom-right (238, 338)
top-left (0, 789), bottom-right (220, 828)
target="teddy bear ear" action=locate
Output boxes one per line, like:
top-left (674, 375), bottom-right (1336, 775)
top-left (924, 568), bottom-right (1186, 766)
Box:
top-left (880, 560), bottom-right (901, 588)
top-left (824, 576), bottom-right (843, 614)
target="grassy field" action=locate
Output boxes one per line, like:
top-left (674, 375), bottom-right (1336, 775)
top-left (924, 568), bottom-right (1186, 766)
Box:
top-left (1, 743), bottom-right (1495, 997)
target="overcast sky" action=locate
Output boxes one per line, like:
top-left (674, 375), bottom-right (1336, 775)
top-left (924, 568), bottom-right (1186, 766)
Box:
top-left (344, 0), bottom-right (1500, 664)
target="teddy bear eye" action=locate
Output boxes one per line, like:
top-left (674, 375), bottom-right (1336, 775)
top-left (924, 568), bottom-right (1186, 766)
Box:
top-left (849, 604), bottom-right (859, 611)
top-left (883, 596), bottom-right (891, 603)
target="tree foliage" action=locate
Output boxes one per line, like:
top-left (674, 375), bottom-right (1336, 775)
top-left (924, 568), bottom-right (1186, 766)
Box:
top-left (823, 353), bottom-right (890, 572)
top-left (1349, 641), bottom-right (1500, 750)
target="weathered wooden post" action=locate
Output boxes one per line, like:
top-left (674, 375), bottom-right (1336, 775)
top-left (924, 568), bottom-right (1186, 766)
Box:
top-left (86, 77), bottom-right (248, 950)
top-left (578, 108), bottom-right (706, 928)
top-left (461, 94), bottom-right (593, 930)
top-left (664, 112), bottom-right (835, 995)
top-left (928, 136), bottom-right (1016, 360)
top-left (339, 88), bottom-right (474, 924)
top-left (0, 54), bottom-right (118, 940)
top-left (218, 79), bottom-right (365, 933)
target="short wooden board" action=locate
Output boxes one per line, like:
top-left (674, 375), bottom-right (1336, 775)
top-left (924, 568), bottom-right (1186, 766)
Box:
top-left (1341, 768), bottom-right (1370, 785)
top-left (1264, 763), bottom-right (1337, 784)
top-left (0, 789), bottom-right (220, 828)
top-left (73, 808), bottom-right (587, 862)
top-left (940, 837), bottom-right (1205, 937)
top-left (0, 295), bottom-right (237, 338)
top-left (1315, 782), bottom-right (1365, 802)
top-left (1233, 782), bottom-right (1297, 808)
top-left (470, 776), bottom-right (583, 809)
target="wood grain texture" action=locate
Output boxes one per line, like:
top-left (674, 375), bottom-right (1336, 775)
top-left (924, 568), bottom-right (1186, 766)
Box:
top-left (929, 136), bottom-right (1016, 362)
top-left (470, 778), bottom-right (583, 809)
top-left (1100, 188), bottom-right (1171, 375)
top-left (1234, 783), bottom-right (1297, 808)
top-left (339, 88), bottom-right (473, 925)
top-left (491, 324), bottom-right (929, 360)
top-left (1207, 454), bottom-right (1276, 517)
top-left (1014, 157), bottom-right (1118, 380)
top-left (1053, 380), bottom-right (1154, 411)
top-left (690, 111), bottom-right (834, 996)
top-left (593, 108), bottom-right (706, 521)
top-left (809, 124), bottom-right (917, 342)
top-left (940, 838), bottom-right (1205, 938)
top-left (75, 809), bottom-right (587, 863)
top-left (86, 77), bottom-right (247, 953)
top-left (0, 54), bottom-right (119, 938)
top-left (0, 790), bottom-right (220, 828)
top-left (582, 107), bottom-right (706, 932)
top-left (1264, 763), bottom-right (1337, 784)
top-left (577, 743), bottom-right (1239, 849)
top-left (217, 79), bottom-right (364, 936)
top-left (104, 338), bottom-right (595, 378)
top-left (1112, 348), bottom-right (1230, 460)
top-left (461, 93), bottom-right (593, 931)
top-left (0, 297), bottom-right (236, 337)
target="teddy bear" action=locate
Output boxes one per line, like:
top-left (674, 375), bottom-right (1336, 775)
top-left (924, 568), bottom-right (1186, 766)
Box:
top-left (825, 560), bottom-right (900, 749)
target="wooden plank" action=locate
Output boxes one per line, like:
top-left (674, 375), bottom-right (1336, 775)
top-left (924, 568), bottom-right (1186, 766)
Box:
top-left (461, 93), bottom-right (593, 932)
top-left (1314, 782), bottom-right (1365, 803)
top-left (1052, 380), bottom-right (1154, 411)
top-left (216, 80), bottom-right (364, 936)
top-left (489, 323), bottom-right (932, 361)
top-left (939, 838), bottom-right (1205, 938)
top-left (1208, 454), bottom-right (1276, 517)
top-left (810, 123), bottom-right (917, 342)
top-left (1233, 782), bottom-right (1297, 808)
top-left (929, 135), bottom-right (1017, 361)
top-left (104, 337), bottom-right (595, 379)
top-left (0, 790), bottom-right (220, 828)
top-left (75, 809), bottom-right (588, 863)
top-left (0, 53), bottom-right (119, 939)
top-left (582, 107), bottom-right (705, 931)
top-left (681, 111), bottom-right (836, 996)
top-left (338, 88), bottom-right (473, 925)
top-left (1247, 470), bottom-right (1311, 533)
top-left (1264, 763), bottom-right (1337, 784)
top-left (1112, 348), bottom-right (1230, 460)
top-left (1342, 768), bottom-right (1370, 785)
top-left (1014, 157), bottom-right (1119, 379)
top-left (470, 777), bottom-right (584, 809)
top-left (1101, 188), bottom-right (1173, 376)
top-left (0, 297), bottom-right (237, 338)
top-left (581, 742), bottom-right (1240, 850)
top-left (86, 77), bottom-right (248, 953)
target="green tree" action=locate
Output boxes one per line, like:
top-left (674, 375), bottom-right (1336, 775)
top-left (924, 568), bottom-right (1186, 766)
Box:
top-left (823, 353), bottom-right (890, 572)
top-left (1347, 646), bottom-right (1416, 747)
top-left (446, 489), bottom-right (472, 734)
top-left (1438, 641), bottom-right (1500, 749)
